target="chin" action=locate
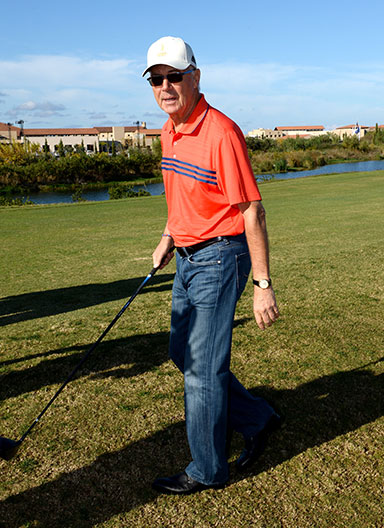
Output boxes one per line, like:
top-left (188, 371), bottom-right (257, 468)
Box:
top-left (162, 103), bottom-right (179, 114)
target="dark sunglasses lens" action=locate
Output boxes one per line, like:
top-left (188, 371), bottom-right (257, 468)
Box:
top-left (167, 73), bottom-right (183, 83)
top-left (149, 76), bottom-right (163, 87)
top-left (149, 72), bottom-right (186, 86)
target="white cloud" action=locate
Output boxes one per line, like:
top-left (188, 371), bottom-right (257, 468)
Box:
top-left (0, 55), bottom-right (136, 90)
top-left (0, 54), bottom-right (148, 127)
top-left (2, 54), bottom-right (384, 130)
top-left (199, 61), bottom-right (384, 130)
top-left (6, 101), bottom-right (67, 119)
top-left (19, 101), bottom-right (65, 112)
top-left (201, 62), bottom-right (302, 94)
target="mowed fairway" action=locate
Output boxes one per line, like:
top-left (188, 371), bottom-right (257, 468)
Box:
top-left (0, 171), bottom-right (383, 528)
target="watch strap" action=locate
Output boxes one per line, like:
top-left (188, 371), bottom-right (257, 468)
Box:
top-left (253, 278), bottom-right (272, 288)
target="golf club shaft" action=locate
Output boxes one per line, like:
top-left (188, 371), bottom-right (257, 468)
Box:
top-left (19, 265), bottom-right (160, 443)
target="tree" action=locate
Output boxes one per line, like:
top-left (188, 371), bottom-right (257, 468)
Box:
top-left (373, 123), bottom-right (384, 145)
top-left (57, 140), bottom-right (65, 157)
top-left (43, 139), bottom-right (50, 153)
top-left (151, 137), bottom-right (162, 161)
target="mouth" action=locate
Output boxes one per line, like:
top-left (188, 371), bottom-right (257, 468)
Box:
top-left (162, 96), bottom-right (178, 104)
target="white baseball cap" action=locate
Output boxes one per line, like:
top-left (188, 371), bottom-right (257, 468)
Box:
top-left (142, 36), bottom-right (197, 77)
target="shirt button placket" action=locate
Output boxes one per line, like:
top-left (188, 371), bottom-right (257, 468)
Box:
top-left (173, 134), bottom-right (180, 158)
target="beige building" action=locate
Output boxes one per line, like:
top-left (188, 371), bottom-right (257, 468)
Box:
top-left (0, 121), bottom-right (162, 150)
top-left (95, 125), bottom-right (140, 147)
top-left (248, 123), bottom-right (376, 141)
top-left (94, 123), bottom-right (161, 148)
top-left (331, 124), bottom-right (369, 139)
top-left (275, 125), bottom-right (325, 137)
top-left (247, 125), bottom-right (326, 139)
top-left (247, 128), bottom-right (285, 139)
top-left (143, 129), bottom-right (162, 147)
top-left (0, 122), bottom-right (22, 143)
top-left (23, 128), bottom-right (100, 152)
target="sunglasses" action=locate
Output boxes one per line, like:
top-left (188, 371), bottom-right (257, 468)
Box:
top-left (147, 69), bottom-right (194, 87)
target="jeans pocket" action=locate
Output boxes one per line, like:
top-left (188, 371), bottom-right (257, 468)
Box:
top-left (188, 247), bottom-right (221, 266)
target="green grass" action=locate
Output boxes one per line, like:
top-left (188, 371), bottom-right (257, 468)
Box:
top-left (0, 171), bottom-right (383, 528)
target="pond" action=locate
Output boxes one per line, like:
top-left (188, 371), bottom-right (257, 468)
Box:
top-left (17, 159), bottom-right (384, 205)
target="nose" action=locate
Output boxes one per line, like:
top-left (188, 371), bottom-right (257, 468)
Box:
top-left (161, 78), bottom-right (172, 89)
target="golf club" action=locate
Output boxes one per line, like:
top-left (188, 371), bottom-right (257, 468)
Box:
top-left (0, 263), bottom-right (166, 461)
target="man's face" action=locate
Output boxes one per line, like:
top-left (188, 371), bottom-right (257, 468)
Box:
top-left (149, 65), bottom-right (201, 124)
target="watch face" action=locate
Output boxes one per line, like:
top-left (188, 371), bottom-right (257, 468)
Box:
top-left (259, 279), bottom-right (270, 289)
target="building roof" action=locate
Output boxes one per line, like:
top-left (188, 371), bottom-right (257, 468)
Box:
top-left (94, 126), bottom-right (112, 133)
top-left (0, 121), bottom-right (20, 131)
top-left (336, 124), bottom-right (369, 130)
top-left (275, 125), bottom-right (324, 131)
top-left (144, 129), bottom-right (163, 135)
top-left (24, 128), bottom-right (99, 136)
top-left (0, 122), bottom-right (22, 137)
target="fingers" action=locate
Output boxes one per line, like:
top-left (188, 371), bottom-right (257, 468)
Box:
top-left (159, 250), bottom-right (174, 269)
top-left (154, 250), bottom-right (174, 269)
top-left (255, 310), bottom-right (278, 330)
top-left (254, 295), bottom-right (280, 331)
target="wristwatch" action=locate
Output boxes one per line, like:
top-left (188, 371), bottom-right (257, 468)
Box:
top-left (253, 278), bottom-right (272, 289)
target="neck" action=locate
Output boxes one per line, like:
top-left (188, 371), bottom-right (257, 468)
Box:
top-left (171, 93), bottom-right (201, 133)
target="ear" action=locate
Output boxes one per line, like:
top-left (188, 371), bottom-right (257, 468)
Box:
top-left (193, 69), bottom-right (201, 88)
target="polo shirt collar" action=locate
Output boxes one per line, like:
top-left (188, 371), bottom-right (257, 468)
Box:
top-left (164, 94), bottom-right (209, 135)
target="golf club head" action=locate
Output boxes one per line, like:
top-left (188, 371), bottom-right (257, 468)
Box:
top-left (0, 436), bottom-right (22, 461)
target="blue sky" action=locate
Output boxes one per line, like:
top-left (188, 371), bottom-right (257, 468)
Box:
top-left (1, 0), bottom-right (383, 132)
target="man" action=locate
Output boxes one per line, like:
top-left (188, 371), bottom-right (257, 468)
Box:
top-left (144, 36), bottom-right (281, 495)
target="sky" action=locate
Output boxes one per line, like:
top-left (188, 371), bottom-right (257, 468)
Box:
top-left (1, 0), bottom-right (384, 133)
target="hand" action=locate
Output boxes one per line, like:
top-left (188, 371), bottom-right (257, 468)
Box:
top-left (253, 287), bottom-right (280, 330)
top-left (152, 237), bottom-right (175, 269)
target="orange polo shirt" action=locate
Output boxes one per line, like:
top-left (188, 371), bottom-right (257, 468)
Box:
top-left (161, 94), bottom-right (262, 247)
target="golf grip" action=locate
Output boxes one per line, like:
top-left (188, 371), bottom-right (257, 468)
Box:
top-left (19, 256), bottom-right (173, 443)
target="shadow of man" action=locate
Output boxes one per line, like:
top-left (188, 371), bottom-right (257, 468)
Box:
top-left (0, 273), bottom-right (174, 327)
top-left (0, 362), bottom-right (382, 528)
top-left (0, 331), bottom-right (170, 402)
top-left (238, 358), bottom-right (383, 476)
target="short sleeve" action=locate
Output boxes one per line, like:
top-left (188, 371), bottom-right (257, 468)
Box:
top-left (215, 126), bottom-right (262, 205)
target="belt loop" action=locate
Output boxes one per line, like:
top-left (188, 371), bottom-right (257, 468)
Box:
top-left (177, 247), bottom-right (190, 258)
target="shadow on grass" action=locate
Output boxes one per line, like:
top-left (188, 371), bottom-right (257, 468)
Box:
top-left (0, 273), bottom-right (174, 327)
top-left (0, 361), bottom-right (382, 528)
top-left (0, 319), bottom-right (250, 402)
top-left (0, 331), bottom-right (170, 401)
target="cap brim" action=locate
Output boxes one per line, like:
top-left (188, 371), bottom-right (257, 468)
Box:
top-left (142, 60), bottom-right (195, 77)
top-left (142, 66), bottom-right (151, 77)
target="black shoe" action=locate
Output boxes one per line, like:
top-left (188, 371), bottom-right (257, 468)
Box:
top-left (236, 413), bottom-right (282, 471)
top-left (152, 471), bottom-right (226, 495)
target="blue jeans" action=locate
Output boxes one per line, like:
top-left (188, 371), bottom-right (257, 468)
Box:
top-left (169, 233), bottom-right (275, 485)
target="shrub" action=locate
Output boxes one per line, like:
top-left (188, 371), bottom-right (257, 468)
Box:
top-left (71, 185), bottom-right (87, 202)
top-left (0, 146), bottom-right (161, 190)
top-left (272, 157), bottom-right (288, 172)
top-left (108, 185), bottom-right (137, 200)
top-left (0, 195), bottom-right (34, 206)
